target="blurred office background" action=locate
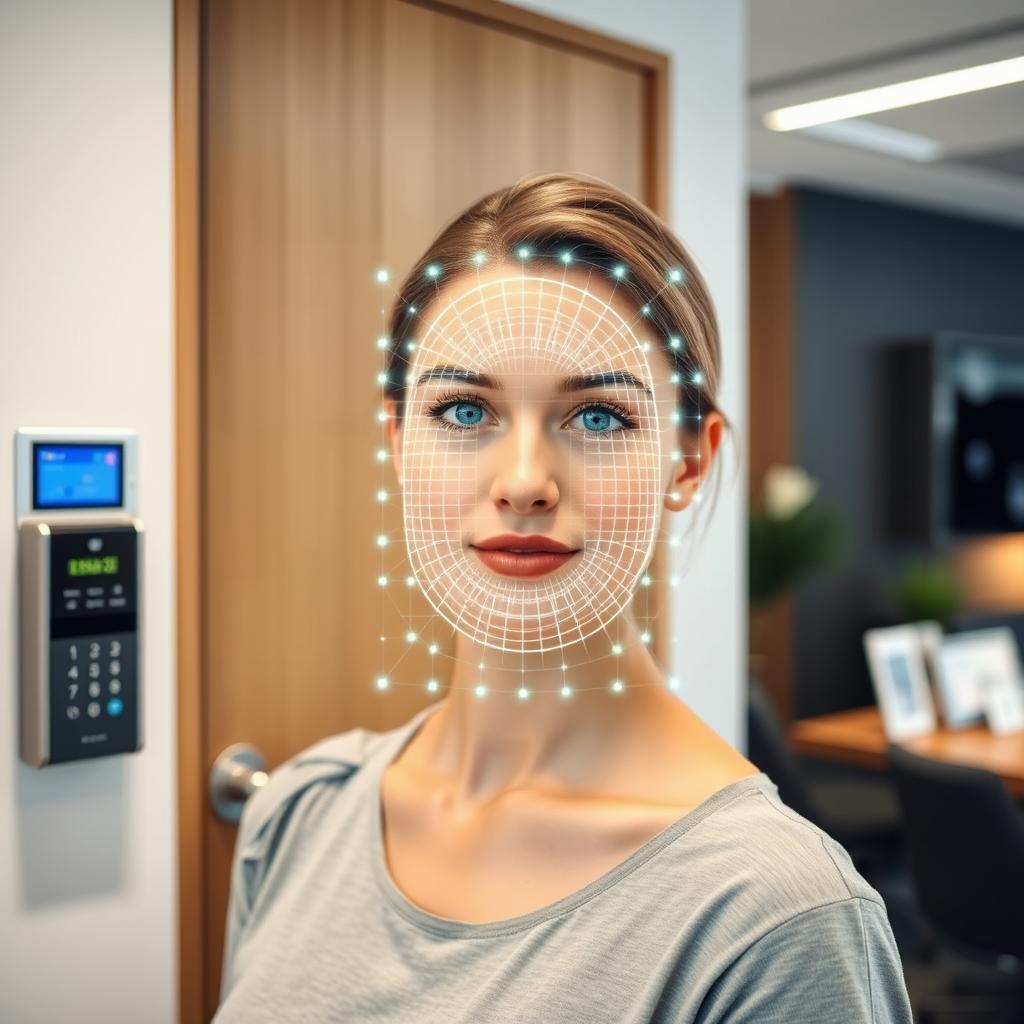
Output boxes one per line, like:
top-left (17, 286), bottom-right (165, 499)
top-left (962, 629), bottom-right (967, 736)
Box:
top-left (746, 3), bottom-right (1024, 1021)
top-left (1, 1), bottom-right (1022, 1021)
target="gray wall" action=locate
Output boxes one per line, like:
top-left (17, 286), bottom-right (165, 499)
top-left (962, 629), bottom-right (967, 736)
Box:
top-left (792, 187), bottom-right (1024, 718)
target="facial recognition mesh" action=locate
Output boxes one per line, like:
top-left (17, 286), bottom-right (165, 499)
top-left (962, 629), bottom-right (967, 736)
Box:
top-left (398, 275), bottom-right (662, 653)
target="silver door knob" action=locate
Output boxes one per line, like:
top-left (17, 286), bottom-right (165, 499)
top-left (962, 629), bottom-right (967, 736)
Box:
top-left (210, 743), bottom-right (269, 822)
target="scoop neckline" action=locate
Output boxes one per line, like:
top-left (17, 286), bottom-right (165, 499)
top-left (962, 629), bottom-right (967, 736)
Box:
top-left (370, 701), bottom-right (774, 939)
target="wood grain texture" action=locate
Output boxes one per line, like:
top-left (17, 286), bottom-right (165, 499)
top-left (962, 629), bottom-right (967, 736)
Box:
top-left (790, 705), bottom-right (1024, 796)
top-left (747, 191), bottom-right (795, 723)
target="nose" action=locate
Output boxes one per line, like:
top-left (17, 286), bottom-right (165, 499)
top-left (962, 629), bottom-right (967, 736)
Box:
top-left (489, 414), bottom-right (560, 515)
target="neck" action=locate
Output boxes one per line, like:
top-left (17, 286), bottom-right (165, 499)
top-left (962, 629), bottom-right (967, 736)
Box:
top-left (407, 611), bottom-right (691, 807)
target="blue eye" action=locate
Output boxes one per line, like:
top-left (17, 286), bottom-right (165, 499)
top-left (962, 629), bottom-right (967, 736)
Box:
top-left (446, 401), bottom-right (485, 427)
top-left (570, 406), bottom-right (627, 433)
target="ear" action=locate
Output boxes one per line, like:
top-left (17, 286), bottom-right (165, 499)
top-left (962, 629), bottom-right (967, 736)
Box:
top-left (663, 411), bottom-right (724, 513)
top-left (384, 398), bottom-right (403, 488)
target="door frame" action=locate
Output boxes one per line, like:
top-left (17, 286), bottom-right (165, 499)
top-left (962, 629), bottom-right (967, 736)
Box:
top-left (173, 1), bottom-right (668, 1018)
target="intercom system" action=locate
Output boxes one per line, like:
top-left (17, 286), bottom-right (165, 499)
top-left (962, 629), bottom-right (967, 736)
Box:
top-left (16, 428), bottom-right (143, 767)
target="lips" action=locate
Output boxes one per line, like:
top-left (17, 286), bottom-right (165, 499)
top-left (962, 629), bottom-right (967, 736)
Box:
top-left (469, 534), bottom-right (580, 578)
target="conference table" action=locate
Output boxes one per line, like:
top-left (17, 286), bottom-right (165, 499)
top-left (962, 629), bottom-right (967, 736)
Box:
top-left (788, 705), bottom-right (1024, 798)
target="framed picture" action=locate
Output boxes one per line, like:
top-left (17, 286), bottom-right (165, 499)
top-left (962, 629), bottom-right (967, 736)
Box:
top-left (935, 627), bottom-right (1024, 731)
top-left (863, 625), bottom-right (938, 741)
top-left (982, 674), bottom-right (1024, 735)
top-left (911, 619), bottom-right (944, 688)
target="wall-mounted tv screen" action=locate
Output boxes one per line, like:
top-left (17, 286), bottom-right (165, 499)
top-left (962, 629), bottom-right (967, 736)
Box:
top-left (886, 332), bottom-right (1024, 544)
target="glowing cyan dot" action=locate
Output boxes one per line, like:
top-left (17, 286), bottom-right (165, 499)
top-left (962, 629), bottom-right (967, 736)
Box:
top-left (377, 409), bottom-right (389, 422)
top-left (670, 372), bottom-right (681, 384)
top-left (405, 575), bottom-right (416, 587)
top-left (426, 679), bottom-right (440, 693)
top-left (376, 675), bottom-right (389, 690)
top-left (612, 264), bottom-right (627, 279)
top-left (377, 371), bottom-right (388, 384)
top-left (669, 335), bottom-right (682, 350)
top-left (376, 268), bottom-right (389, 284)
top-left (517, 245), bottom-right (531, 260)
top-left (376, 534), bottom-right (388, 547)
top-left (640, 574), bottom-right (652, 587)
top-left (692, 370), bottom-right (704, 385)
top-left (667, 676), bottom-right (681, 691)
top-left (517, 687), bottom-right (530, 701)
top-left (377, 489), bottom-right (388, 502)
top-left (671, 450), bottom-right (682, 462)
top-left (406, 631), bottom-right (417, 644)
top-left (472, 251), bottom-right (487, 266)
top-left (641, 304), bottom-right (651, 316)
top-left (377, 575), bottom-right (387, 586)
top-left (640, 631), bottom-right (652, 645)
top-left (560, 685), bottom-right (572, 698)
top-left (611, 642), bottom-right (623, 655)
top-left (425, 263), bottom-right (442, 279)
top-left (474, 684), bottom-right (487, 698)
top-left (405, 340), bottom-right (416, 352)
top-left (610, 679), bottom-right (625, 693)
top-left (667, 267), bottom-right (684, 284)
top-left (376, 449), bottom-right (388, 462)
top-left (376, 336), bottom-right (389, 349)
top-left (560, 250), bottom-right (573, 264)
top-left (671, 409), bottom-right (681, 424)
top-left (408, 305), bottom-right (417, 314)
top-left (428, 643), bottom-right (439, 655)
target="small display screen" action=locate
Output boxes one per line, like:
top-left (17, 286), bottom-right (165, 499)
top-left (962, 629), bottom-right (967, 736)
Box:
top-left (67, 556), bottom-right (120, 577)
top-left (33, 442), bottom-right (123, 510)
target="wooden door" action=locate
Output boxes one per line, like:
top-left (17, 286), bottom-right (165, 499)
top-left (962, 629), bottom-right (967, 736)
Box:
top-left (175, 1), bottom-right (668, 1019)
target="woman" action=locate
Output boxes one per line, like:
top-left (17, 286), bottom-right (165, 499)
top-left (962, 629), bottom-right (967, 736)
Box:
top-left (215, 172), bottom-right (913, 1022)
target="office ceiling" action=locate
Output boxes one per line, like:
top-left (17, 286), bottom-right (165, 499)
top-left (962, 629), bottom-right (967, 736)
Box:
top-left (748, 0), bottom-right (1024, 225)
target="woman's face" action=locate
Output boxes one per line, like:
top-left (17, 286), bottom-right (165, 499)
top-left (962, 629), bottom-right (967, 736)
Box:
top-left (388, 261), bottom-right (692, 653)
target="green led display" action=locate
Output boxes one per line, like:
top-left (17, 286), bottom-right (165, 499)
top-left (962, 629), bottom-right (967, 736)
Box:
top-left (67, 556), bottom-right (119, 577)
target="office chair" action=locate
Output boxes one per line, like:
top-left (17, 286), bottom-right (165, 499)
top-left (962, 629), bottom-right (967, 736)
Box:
top-left (746, 677), bottom-right (903, 871)
top-left (888, 744), bottom-right (1024, 1024)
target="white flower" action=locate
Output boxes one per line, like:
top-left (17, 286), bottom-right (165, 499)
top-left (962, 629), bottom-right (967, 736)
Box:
top-left (763, 464), bottom-right (818, 518)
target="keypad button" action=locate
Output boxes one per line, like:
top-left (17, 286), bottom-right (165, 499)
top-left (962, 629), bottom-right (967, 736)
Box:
top-left (88, 682), bottom-right (101, 698)
top-left (110, 660), bottom-right (121, 676)
top-left (107, 698), bottom-right (124, 718)
top-left (67, 664), bottom-right (79, 680)
top-left (67, 683), bottom-right (79, 701)
top-left (109, 679), bottom-right (121, 695)
top-left (89, 642), bottom-right (101, 660)
top-left (66, 705), bottom-right (81, 720)
top-left (109, 640), bottom-right (121, 657)
top-left (88, 662), bottom-right (100, 679)
top-left (87, 702), bottom-right (101, 718)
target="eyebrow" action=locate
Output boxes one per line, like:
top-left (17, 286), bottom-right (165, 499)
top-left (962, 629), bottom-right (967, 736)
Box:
top-left (414, 365), bottom-right (653, 398)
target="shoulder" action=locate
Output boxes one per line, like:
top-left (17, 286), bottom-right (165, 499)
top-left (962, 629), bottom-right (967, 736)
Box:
top-left (237, 728), bottom-right (370, 847)
top-left (701, 775), bottom-right (886, 908)
top-left (676, 781), bottom-right (912, 1020)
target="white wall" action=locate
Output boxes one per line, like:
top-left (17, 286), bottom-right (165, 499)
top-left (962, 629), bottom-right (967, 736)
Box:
top-left (508, 0), bottom-right (749, 747)
top-left (0, 2), bottom-right (176, 1022)
top-left (0, 1), bottom-right (744, 1020)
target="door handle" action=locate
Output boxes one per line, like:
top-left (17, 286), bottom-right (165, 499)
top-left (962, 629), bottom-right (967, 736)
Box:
top-left (210, 743), bottom-right (269, 823)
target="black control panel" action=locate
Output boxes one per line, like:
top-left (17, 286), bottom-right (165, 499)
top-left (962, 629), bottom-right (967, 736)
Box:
top-left (46, 525), bottom-right (140, 764)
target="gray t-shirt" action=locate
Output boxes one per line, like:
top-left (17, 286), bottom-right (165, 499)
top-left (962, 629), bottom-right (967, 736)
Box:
top-left (214, 701), bottom-right (913, 1023)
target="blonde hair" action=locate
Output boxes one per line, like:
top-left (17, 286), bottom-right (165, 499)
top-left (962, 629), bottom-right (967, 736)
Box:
top-left (383, 171), bottom-right (733, 535)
